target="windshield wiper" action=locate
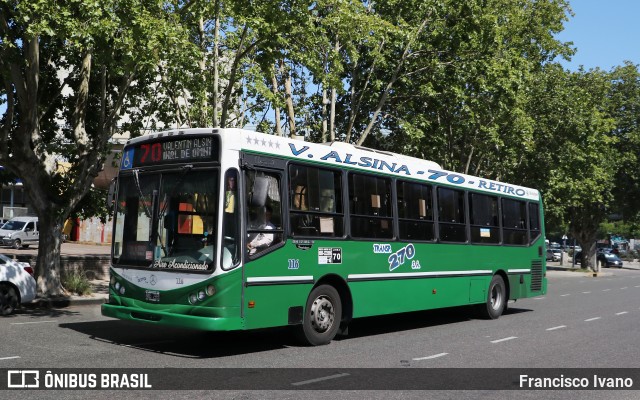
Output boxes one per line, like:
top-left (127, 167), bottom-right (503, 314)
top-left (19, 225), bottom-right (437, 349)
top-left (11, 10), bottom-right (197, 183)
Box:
top-left (133, 169), bottom-right (153, 218)
top-left (156, 165), bottom-right (193, 257)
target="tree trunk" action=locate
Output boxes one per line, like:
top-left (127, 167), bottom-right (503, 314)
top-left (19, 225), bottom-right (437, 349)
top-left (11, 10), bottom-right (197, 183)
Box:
top-left (321, 88), bottom-right (328, 142)
top-left (212, 1), bottom-right (220, 127)
top-left (272, 70), bottom-right (282, 135)
top-left (35, 213), bottom-right (65, 297)
top-left (284, 65), bottom-right (296, 136)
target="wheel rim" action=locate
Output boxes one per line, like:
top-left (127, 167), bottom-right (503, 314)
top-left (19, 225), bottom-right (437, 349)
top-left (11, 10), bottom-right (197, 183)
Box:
top-left (13, 240), bottom-right (21, 249)
top-left (490, 284), bottom-right (503, 311)
top-left (0, 286), bottom-right (17, 315)
top-left (309, 295), bottom-right (335, 333)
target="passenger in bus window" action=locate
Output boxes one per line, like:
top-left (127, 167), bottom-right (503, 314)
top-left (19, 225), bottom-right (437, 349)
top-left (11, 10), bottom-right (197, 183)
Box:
top-left (247, 205), bottom-right (275, 255)
top-left (225, 176), bottom-right (236, 214)
top-left (293, 185), bottom-right (308, 210)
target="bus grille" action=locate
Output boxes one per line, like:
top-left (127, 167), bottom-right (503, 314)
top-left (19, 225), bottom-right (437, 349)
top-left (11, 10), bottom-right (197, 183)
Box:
top-left (531, 260), bottom-right (543, 291)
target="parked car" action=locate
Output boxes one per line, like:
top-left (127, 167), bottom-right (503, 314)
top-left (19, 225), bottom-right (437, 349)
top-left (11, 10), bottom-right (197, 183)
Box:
top-left (0, 253), bottom-right (36, 315)
top-left (0, 216), bottom-right (39, 249)
top-left (574, 251), bottom-right (624, 268)
top-left (546, 249), bottom-right (561, 262)
top-left (598, 252), bottom-right (624, 268)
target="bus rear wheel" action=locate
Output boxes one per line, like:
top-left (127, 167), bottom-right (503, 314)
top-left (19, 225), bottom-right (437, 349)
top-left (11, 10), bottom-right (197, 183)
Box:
top-left (297, 285), bottom-right (342, 346)
top-left (477, 275), bottom-right (506, 319)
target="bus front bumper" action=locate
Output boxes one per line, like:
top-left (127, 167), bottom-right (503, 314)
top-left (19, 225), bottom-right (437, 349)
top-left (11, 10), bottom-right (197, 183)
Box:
top-left (101, 304), bottom-right (245, 331)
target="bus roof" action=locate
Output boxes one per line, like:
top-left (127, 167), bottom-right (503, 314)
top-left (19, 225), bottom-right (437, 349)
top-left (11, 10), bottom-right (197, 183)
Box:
top-left (127, 128), bottom-right (540, 201)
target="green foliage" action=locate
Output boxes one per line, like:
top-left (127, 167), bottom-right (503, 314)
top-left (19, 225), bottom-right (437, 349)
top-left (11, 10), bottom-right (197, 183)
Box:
top-left (62, 269), bottom-right (92, 296)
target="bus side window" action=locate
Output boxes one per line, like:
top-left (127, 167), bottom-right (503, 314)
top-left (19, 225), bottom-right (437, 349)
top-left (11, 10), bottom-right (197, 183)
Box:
top-left (502, 198), bottom-right (527, 245)
top-left (221, 169), bottom-right (240, 269)
top-left (245, 170), bottom-right (283, 257)
top-left (288, 164), bottom-right (343, 238)
top-left (437, 187), bottom-right (467, 243)
top-left (349, 172), bottom-right (392, 239)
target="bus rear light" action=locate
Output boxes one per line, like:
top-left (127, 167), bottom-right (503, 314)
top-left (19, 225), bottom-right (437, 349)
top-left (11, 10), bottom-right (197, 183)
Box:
top-left (248, 301), bottom-right (255, 308)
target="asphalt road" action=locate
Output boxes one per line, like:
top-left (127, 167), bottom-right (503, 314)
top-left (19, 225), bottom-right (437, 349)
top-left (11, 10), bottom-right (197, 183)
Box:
top-left (2, 269), bottom-right (640, 400)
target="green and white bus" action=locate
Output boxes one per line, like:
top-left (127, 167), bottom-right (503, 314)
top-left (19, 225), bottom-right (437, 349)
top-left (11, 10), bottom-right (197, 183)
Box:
top-left (102, 128), bottom-right (546, 345)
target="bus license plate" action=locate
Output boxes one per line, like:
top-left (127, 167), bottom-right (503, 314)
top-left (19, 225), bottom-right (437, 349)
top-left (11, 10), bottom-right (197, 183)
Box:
top-left (145, 290), bottom-right (160, 302)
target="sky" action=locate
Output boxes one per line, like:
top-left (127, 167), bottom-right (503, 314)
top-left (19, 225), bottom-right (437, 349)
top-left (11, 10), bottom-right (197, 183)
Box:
top-left (556, 0), bottom-right (640, 71)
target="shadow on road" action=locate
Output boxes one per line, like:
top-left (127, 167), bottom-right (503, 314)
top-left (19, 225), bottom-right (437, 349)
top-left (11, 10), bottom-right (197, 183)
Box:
top-left (58, 305), bottom-right (533, 358)
top-left (7, 307), bottom-right (82, 319)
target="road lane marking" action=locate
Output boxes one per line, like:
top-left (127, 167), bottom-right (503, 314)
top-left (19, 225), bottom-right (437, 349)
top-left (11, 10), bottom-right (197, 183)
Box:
top-left (620, 287), bottom-right (628, 290)
top-left (616, 312), bottom-right (628, 315)
top-left (0, 356), bottom-right (20, 361)
top-left (602, 289), bottom-right (611, 292)
top-left (582, 291), bottom-right (591, 294)
top-left (413, 353), bottom-right (449, 361)
top-left (546, 325), bottom-right (566, 331)
top-left (490, 337), bottom-right (517, 344)
top-left (120, 340), bottom-right (175, 349)
top-left (534, 297), bottom-right (545, 300)
top-left (584, 317), bottom-right (601, 322)
top-left (291, 373), bottom-right (350, 386)
top-left (10, 321), bottom-right (57, 325)
top-left (560, 294), bottom-right (570, 297)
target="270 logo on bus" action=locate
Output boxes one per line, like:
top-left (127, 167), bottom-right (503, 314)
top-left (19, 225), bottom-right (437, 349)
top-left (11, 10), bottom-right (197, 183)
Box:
top-left (388, 244), bottom-right (416, 271)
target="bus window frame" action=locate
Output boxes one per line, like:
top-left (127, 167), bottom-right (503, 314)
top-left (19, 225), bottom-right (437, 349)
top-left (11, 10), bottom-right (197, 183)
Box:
top-left (286, 162), bottom-right (346, 240)
top-left (436, 186), bottom-right (469, 244)
top-left (468, 192), bottom-right (501, 246)
top-left (501, 197), bottom-right (529, 247)
top-left (395, 178), bottom-right (436, 243)
top-left (220, 168), bottom-right (242, 271)
top-left (243, 167), bottom-right (286, 262)
top-left (347, 171), bottom-right (395, 241)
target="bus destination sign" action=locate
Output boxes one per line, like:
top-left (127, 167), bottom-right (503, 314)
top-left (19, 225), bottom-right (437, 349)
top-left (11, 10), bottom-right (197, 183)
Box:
top-left (121, 136), bottom-right (218, 169)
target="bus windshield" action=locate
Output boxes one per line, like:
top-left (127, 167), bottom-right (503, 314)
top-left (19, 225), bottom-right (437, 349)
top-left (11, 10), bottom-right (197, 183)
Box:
top-left (112, 169), bottom-right (218, 272)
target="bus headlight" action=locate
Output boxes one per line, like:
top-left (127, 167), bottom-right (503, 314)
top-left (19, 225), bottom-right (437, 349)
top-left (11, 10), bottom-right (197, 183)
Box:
top-left (206, 285), bottom-right (216, 296)
top-left (189, 293), bottom-right (198, 304)
top-left (119, 286), bottom-right (125, 295)
top-left (115, 282), bottom-right (121, 291)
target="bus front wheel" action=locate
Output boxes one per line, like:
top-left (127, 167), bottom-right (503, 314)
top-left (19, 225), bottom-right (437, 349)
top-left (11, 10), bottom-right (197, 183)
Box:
top-left (297, 285), bottom-right (342, 346)
top-left (477, 275), bottom-right (506, 319)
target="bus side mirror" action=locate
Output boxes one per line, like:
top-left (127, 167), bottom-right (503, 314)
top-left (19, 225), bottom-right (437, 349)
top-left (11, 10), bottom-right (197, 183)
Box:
top-left (250, 177), bottom-right (269, 208)
top-left (107, 177), bottom-right (117, 213)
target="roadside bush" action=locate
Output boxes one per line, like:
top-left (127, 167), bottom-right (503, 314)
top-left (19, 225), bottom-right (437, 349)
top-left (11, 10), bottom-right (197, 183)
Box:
top-left (62, 269), bottom-right (92, 296)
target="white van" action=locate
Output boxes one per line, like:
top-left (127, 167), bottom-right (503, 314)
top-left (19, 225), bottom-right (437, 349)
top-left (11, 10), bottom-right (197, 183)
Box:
top-left (0, 216), bottom-right (39, 249)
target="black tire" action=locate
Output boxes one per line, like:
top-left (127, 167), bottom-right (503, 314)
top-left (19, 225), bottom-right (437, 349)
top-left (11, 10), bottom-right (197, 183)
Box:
top-left (296, 285), bottom-right (342, 346)
top-left (477, 275), bottom-right (506, 319)
top-left (12, 239), bottom-right (21, 250)
top-left (0, 284), bottom-right (19, 316)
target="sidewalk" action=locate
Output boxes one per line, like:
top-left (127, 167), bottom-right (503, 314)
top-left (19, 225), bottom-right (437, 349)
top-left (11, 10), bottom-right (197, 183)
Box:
top-left (6, 242), bottom-right (111, 309)
top-left (27, 279), bottom-right (109, 308)
top-left (546, 256), bottom-right (640, 277)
